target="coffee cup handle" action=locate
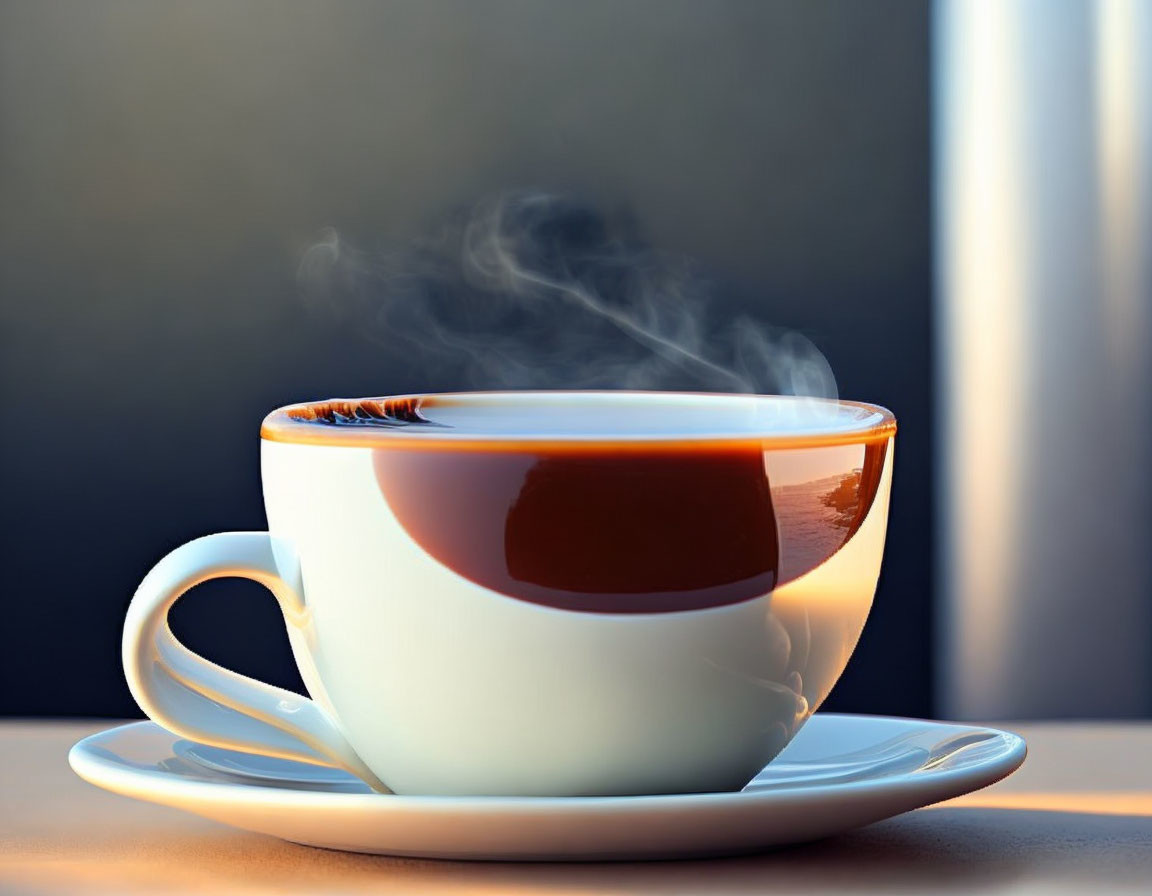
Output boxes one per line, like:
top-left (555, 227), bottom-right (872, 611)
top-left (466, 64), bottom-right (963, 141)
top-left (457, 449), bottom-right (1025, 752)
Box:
top-left (122, 531), bottom-right (389, 792)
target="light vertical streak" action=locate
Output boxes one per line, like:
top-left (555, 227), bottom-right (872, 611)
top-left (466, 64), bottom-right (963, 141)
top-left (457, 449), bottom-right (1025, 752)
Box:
top-left (935, 0), bottom-right (1029, 717)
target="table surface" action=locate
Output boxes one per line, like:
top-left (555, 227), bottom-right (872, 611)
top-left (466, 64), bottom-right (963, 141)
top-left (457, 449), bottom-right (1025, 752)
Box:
top-left (1, 720), bottom-right (1150, 895)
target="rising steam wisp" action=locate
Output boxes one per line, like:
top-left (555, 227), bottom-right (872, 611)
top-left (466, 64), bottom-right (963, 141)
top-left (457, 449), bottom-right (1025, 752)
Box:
top-left (298, 191), bottom-right (837, 400)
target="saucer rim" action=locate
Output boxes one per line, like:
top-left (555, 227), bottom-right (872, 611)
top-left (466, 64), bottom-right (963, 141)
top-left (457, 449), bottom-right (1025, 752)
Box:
top-left (69, 713), bottom-right (1027, 813)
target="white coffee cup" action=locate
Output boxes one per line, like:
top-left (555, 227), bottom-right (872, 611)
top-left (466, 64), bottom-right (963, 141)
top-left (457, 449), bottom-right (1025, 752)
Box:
top-left (123, 391), bottom-right (895, 796)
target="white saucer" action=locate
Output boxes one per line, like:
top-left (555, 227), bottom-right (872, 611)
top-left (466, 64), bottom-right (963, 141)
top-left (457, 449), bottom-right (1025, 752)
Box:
top-left (69, 714), bottom-right (1026, 861)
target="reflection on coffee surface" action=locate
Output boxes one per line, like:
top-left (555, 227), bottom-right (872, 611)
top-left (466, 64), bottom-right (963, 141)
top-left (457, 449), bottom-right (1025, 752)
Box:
top-left (286, 397), bottom-right (439, 428)
top-left (373, 440), bottom-right (887, 613)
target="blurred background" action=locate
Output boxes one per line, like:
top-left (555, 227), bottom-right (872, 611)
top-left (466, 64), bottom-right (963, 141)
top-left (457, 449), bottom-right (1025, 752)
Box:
top-left (0, 0), bottom-right (1146, 723)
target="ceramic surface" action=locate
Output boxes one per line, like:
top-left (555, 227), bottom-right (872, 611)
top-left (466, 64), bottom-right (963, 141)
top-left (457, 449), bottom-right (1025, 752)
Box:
top-left (69, 714), bottom-right (1026, 861)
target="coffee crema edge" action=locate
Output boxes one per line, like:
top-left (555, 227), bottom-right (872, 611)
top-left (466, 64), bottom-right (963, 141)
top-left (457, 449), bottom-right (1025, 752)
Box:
top-left (259, 392), bottom-right (897, 452)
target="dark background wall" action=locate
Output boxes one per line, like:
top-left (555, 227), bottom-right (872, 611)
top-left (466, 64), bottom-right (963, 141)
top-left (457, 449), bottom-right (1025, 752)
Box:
top-left (0, 1), bottom-right (931, 717)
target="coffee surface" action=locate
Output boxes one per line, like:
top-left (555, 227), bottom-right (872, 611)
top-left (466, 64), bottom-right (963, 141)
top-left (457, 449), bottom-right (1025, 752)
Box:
top-left (374, 439), bottom-right (887, 612)
top-left (270, 392), bottom-right (892, 444)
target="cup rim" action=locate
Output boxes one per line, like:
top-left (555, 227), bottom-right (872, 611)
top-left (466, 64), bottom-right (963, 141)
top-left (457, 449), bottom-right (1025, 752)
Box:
top-left (260, 391), bottom-right (896, 451)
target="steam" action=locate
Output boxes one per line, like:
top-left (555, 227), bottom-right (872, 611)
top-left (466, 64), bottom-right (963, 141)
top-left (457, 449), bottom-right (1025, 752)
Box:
top-left (298, 191), bottom-right (836, 398)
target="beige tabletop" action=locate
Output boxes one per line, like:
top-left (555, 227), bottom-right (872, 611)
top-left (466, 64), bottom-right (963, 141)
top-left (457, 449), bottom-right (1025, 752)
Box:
top-left (1, 720), bottom-right (1150, 895)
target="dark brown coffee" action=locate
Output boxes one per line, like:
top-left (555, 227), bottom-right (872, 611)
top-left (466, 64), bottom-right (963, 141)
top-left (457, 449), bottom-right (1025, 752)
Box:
top-left (267, 393), bottom-right (894, 613)
top-left (374, 440), bottom-right (887, 613)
